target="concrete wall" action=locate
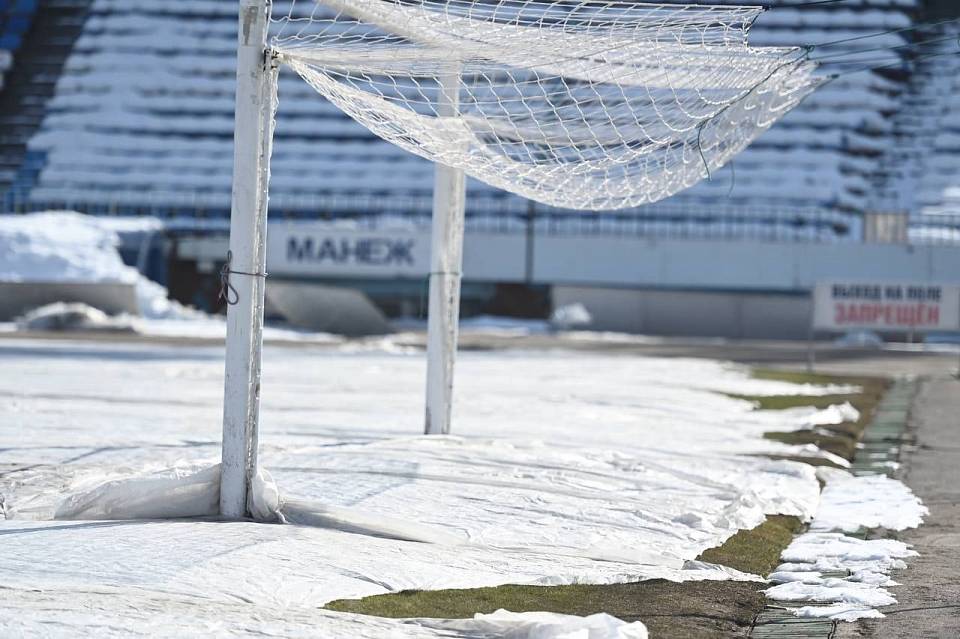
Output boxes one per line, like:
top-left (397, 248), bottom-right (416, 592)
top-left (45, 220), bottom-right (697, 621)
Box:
top-left (553, 286), bottom-right (812, 339)
top-left (176, 223), bottom-right (960, 294)
top-left (533, 238), bottom-right (960, 292)
top-left (542, 239), bottom-right (960, 338)
top-left (172, 224), bottom-right (960, 338)
top-left (179, 227), bottom-right (528, 283)
top-left (0, 282), bottom-right (138, 320)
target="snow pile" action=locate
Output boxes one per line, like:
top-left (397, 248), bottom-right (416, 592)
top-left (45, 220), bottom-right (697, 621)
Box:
top-left (0, 211), bottom-right (198, 322)
top-left (802, 402), bottom-right (860, 428)
top-left (550, 303), bottom-right (593, 331)
top-left (766, 469), bottom-right (926, 621)
top-left (770, 402), bottom-right (860, 432)
top-left (766, 533), bottom-right (915, 620)
top-left (0, 211), bottom-right (137, 284)
top-left (458, 315), bottom-right (551, 335)
top-left (795, 603), bottom-right (885, 622)
top-left (834, 331), bottom-right (884, 348)
top-left (134, 276), bottom-right (205, 321)
top-left (437, 610), bottom-right (648, 639)
top-left (811, 471), bottom-right (928, 533)
top-left (767, 576), bottom-right (897, 608)
top-left (16, 302), bottom-right (135, 333)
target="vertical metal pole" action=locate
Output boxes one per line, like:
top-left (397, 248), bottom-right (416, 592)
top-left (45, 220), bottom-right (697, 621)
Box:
top-left (806, 294), bottom-right (816, 374)
top-left (525, 199), bottom-right (535, 284)
top-left (220, 0), bottom-right (275, 518)
top-left (424, 70), bottom-right (466, 435)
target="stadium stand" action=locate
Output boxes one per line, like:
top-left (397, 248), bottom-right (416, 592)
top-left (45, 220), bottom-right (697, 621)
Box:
top-left (0, 0), bottom-right (37, 58)
top-left (909, 25), bottom-right (960, 217)
top-left (0, 0), bottom-right (31, 89)
top-left (0, 0), bottom-right (89, 193)
top-left (864, 0), bottom-right (960, 227)
top-left (669, 0), bottom-right (918, 216)
top-left (0, 0), bottom-right (36, 95)
top-left (0, 0), bottom-right (958, 235)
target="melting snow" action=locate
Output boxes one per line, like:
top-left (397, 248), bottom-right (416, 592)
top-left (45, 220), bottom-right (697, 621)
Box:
top-left (811, 470), bottom-right (928, 533)
top-left (766, 468), bottom-right (926, 621)
top-left (431, 610), bottom-right (649, 638)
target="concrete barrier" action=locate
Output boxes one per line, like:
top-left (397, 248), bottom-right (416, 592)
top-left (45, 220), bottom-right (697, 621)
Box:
top-left (553, 286), bottom-right (811, 339)
top-left (266, 280), bottom-right (392, 336)
top-left (0, 281), bottom-right (139, 320)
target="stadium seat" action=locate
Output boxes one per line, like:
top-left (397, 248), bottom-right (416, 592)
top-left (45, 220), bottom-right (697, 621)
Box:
top-left (0, 0), bottom-right (37, 94)
top-left (6, 0), bottom-right (959, 228)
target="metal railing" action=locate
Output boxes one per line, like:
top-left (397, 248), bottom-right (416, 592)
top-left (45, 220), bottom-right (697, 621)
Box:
top-left (909, 214), bottom-right (960, 246)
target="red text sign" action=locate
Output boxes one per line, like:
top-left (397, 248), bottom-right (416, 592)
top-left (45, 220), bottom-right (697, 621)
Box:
top-left (813, 282), bottom-right (960, 332)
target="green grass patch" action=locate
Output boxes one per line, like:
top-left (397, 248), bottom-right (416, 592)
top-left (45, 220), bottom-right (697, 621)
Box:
top-left (325, 516), bottom-right (802, 637)
top-left (738, 369), bottom-right (890, 463)
top-left (729, 393), bottom-right (857, 411)
top-left (759, 454), bottom-right (847, 470)
top-left (750, 369), bottom-right (863, 386)
top-left (327, 580), bottom-right (766, 638)
top-left (697, 515), bottom-right (802, 576)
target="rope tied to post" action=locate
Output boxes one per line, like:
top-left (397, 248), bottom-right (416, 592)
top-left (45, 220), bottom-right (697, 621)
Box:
top-left (219, 250), bottom-right (268, 306)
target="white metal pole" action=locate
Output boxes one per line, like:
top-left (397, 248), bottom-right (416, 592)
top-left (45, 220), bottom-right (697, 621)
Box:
top-left (424, 71), bottom-right (466, 435)
top-left (220, 0), bottom-right (275, 518)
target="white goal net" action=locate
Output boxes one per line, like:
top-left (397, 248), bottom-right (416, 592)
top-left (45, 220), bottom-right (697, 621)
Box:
top-left (270, 0), bottom-right (821, 210)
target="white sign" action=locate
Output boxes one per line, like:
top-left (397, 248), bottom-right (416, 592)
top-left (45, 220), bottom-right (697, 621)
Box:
top-left (267, 223), bottom-right (430, 278)
top-left (813, 281), bottom-right (960, 332)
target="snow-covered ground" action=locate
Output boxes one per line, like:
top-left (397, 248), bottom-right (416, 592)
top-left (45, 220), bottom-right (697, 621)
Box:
top-left (766, 469), bottom-right (927, 622)
top-left (0, 337), bottom-right (925, 637)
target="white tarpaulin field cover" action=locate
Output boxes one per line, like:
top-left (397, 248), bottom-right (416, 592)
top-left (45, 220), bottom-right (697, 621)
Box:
top-left (0, 338), bottom-right (926, 637)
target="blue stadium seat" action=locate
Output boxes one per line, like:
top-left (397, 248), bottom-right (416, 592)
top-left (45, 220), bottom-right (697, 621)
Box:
top-left (0, 0), bottom-right (36, 97)
top-left (13, 0), bottom-right (38, 13)
top-left (6, 15), bottom-right (30, 35)
top-left (0, 33), bottom-right (21, 51)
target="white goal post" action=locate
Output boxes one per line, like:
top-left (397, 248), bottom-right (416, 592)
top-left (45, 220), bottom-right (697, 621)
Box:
top-left (424, 69), bottom-right (467, 436)
top-left (221, 0), bottom-right (467, 514)
top-left (221, 0), bottom-right (822, 515)
top-left (220, 0), bottom-right (276, 518)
